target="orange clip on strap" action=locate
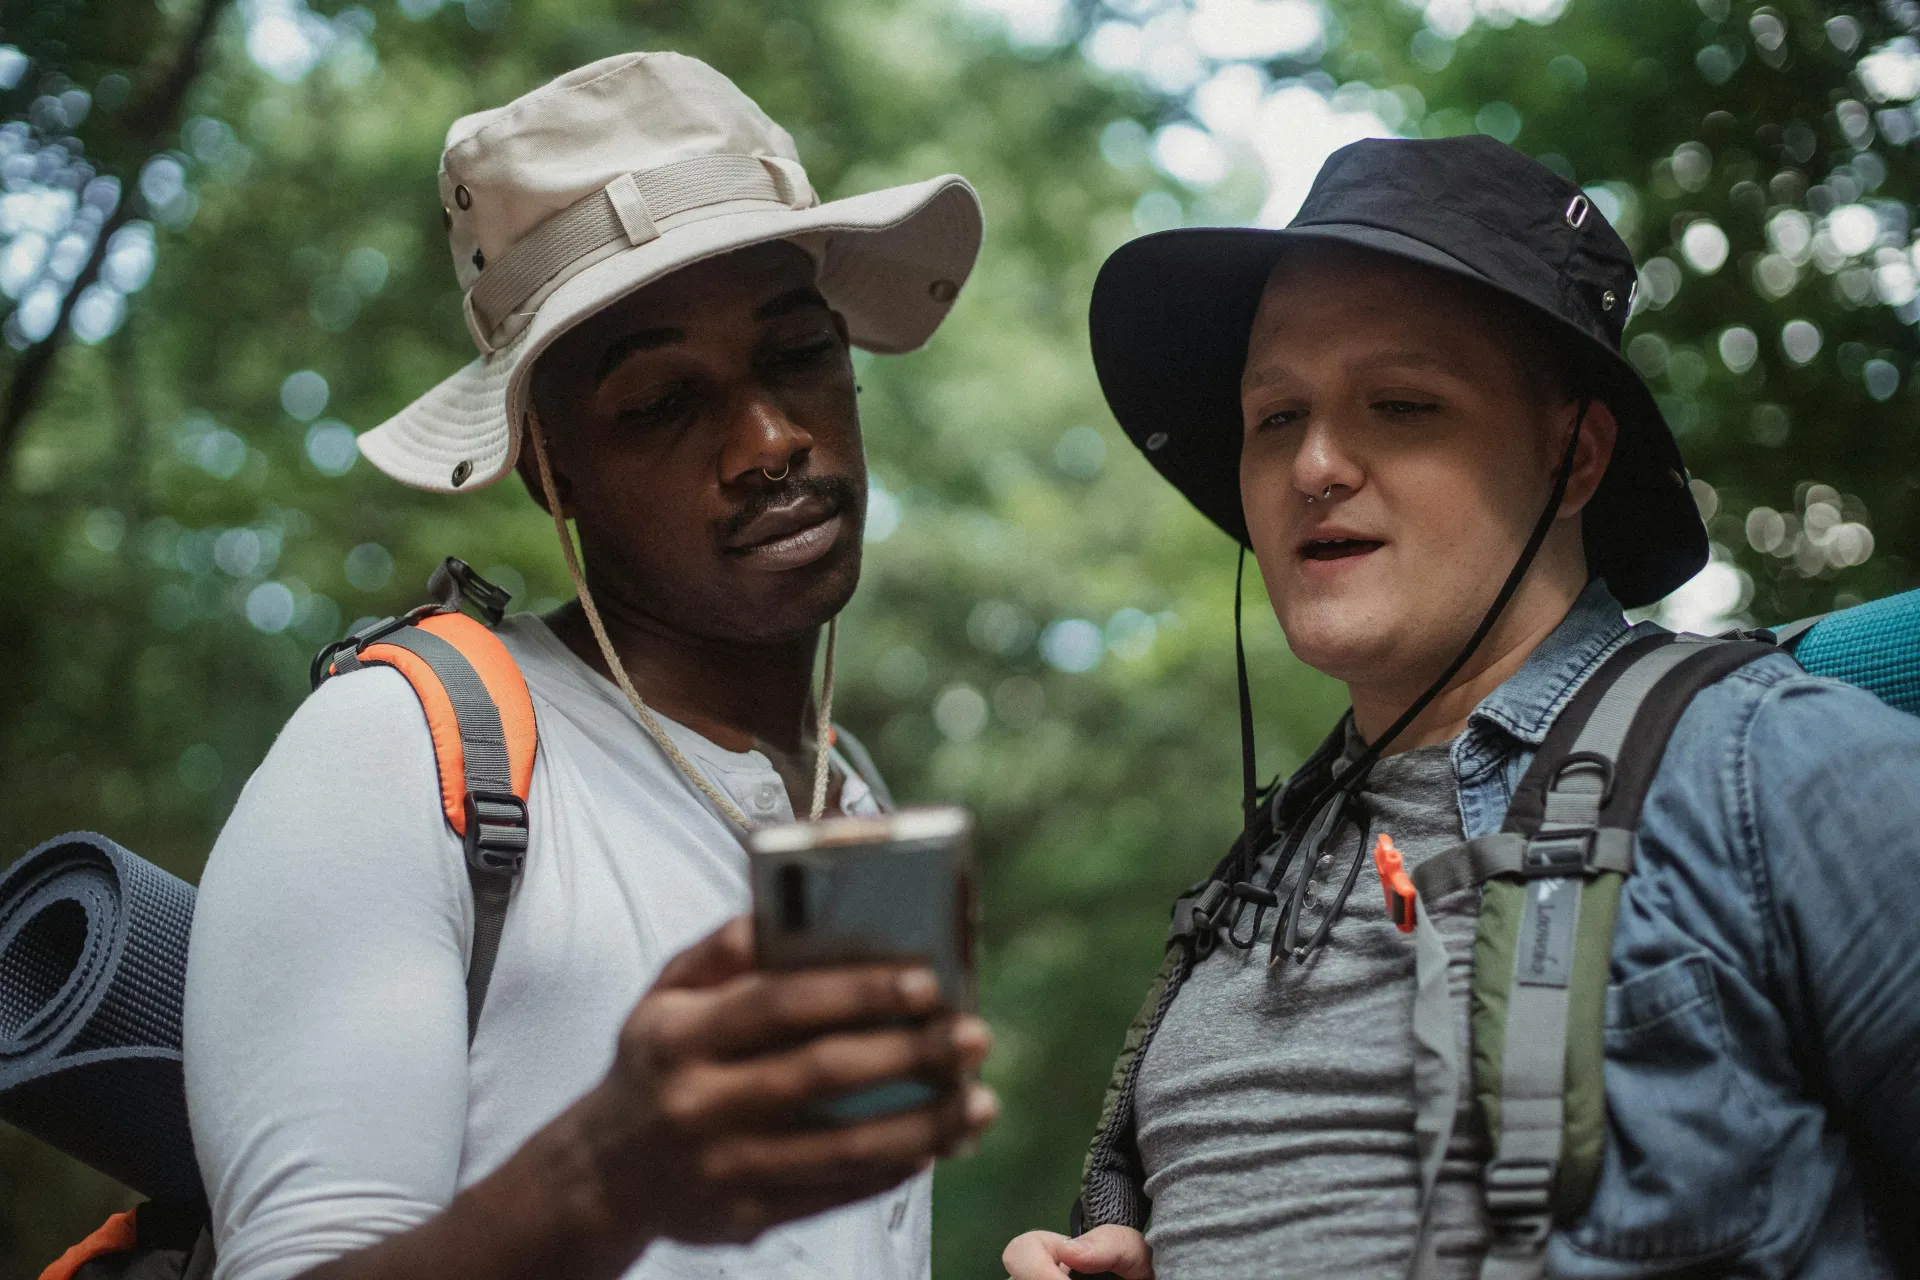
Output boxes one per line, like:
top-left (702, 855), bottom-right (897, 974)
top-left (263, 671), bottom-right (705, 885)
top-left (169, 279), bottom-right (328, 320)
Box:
top-left (1373, 833), bottom-right (1416, 933)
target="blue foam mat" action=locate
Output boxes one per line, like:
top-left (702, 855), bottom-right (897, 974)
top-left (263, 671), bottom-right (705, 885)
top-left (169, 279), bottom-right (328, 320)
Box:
top-left (0, 831), bottom-right (202, 1202)
top-left (1789, 587), bottom-right (1920, 716)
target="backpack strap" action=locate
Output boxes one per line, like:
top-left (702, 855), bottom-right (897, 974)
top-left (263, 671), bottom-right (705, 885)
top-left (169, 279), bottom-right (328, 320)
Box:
top-left (1402, 633), bottom-right (1774, 1280)
top-left (317, 599), bottom-right (537, 1043)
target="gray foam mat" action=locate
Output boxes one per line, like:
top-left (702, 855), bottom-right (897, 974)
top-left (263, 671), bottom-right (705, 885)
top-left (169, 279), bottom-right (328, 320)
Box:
top-left (0, 831), bottom-right (201, 1202)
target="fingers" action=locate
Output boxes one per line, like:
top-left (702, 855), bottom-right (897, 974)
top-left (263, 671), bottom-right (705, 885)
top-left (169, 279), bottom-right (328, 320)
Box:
top-left (660, 961), bottom-right (948, 1061)
top-left (653, 916), bottom-right (755, 990)
top-left (1003, 1230), bottom-right (1074, 1279)
top-left (698, 1080), bottom-right (997, 1189)
top-left (1059, 1225), bottom-right (1155, 1280)
top-left (660, 1014), bottom-right (991, 1133)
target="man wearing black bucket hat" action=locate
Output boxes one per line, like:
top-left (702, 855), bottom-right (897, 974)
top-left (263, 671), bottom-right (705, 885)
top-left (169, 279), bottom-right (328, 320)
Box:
top-left (1004, 136), bottom-right (1920, 1280)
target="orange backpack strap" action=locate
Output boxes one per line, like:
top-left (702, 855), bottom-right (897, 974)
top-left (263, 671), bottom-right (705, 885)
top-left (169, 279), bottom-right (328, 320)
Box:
top-left (39, 1211), bottom-right (137, 1280)
top-left (316, 568), bottom-right (536, 1041)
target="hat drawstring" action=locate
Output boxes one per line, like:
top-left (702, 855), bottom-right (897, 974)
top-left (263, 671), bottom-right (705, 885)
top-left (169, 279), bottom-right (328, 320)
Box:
top-left (1234, 543), bottom-right (1259, 827)
top-left (526, 411), bottom-right (839, 828)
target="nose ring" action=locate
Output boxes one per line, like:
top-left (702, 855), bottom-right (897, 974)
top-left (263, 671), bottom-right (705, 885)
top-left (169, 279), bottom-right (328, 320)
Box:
top-left (762, 462), bottom-right (790, 482)
top-left (1307, 484), bottom-right (1334, 505)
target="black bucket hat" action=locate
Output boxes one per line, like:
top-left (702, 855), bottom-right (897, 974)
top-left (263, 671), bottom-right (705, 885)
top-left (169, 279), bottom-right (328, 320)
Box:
top-left (1089, 134), bottom-right (1705, 610)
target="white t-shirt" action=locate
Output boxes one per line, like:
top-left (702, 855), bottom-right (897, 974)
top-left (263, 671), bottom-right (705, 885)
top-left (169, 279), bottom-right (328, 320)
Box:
top-left (183, 615), bottom-right (929, 1280)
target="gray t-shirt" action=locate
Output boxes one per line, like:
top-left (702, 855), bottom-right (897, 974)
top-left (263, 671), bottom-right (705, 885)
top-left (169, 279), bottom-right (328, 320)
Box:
top-left (1135, 735), bottom-right (1492, 1279)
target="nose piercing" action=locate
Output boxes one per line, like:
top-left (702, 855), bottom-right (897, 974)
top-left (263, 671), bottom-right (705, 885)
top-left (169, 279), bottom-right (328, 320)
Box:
top-left (1307, 484), bottom-right (1334, 505)
top-left (762, 462), bottom-right (790, 482)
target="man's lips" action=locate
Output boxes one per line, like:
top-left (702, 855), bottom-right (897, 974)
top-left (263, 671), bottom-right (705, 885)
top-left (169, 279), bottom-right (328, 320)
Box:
top-left (727, 493), bottom-right (841, 550)
top-left (724, 493), bottom-right (847, 570)
top-left (1298, 531), bottom-right (1386, 561)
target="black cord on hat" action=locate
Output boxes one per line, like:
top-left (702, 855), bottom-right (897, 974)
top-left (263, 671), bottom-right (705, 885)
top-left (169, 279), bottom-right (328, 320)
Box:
top-left (1234, 545), bottom-right (1259, 826)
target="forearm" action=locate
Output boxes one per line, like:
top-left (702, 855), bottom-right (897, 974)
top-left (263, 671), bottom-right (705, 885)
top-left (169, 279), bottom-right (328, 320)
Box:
top-left (300, 1089), bottom-right (645, 1280)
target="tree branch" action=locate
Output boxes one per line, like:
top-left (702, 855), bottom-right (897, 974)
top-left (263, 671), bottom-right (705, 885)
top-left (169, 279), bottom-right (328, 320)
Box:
top-left (0, 0), bottom-right (229, 459)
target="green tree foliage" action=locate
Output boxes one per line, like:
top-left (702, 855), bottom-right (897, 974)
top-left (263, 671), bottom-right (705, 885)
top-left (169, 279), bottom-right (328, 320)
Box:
top-left (0, 0), bottom-right (1913, 1275)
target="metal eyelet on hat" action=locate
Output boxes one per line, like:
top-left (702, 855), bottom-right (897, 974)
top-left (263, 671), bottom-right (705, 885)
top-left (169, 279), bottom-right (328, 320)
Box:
top-left (1564, 194), bottom-right (1590, 228)
top-left (442, 207), bottom-right (452, 231)
top-left (1601, 289), bottom-right (1617, 311)
top-left (1145, 431), bottom-right (1169, 451)
top-left (452, 459), bottom-right (473, 486)
top-left (454, 184), bottom-right (472, 210)
top-left (928, 278), bottom-right (958, 302)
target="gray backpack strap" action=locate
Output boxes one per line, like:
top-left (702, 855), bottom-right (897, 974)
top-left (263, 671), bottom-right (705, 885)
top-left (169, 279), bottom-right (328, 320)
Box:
top-left (1402, 633), bottom-right (1777, 1280)
top-left (314, 581), bottom-right (535, 1047)
top-left (361, 624), bottom-right (529, 1044)
top-left (1475, 636), bottom-right (1705, 1279)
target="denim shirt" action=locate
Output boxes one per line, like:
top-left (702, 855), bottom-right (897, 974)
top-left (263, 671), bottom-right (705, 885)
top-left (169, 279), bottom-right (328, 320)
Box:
top-left (1440, 579), bottom-right (1920, 1277)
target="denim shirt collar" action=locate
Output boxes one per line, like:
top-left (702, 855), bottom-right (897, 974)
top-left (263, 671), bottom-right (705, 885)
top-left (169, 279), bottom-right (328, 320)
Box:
top-left (1451, 578), bottom-right (1650, 835)
top-left (1270, 579), bottom-right (1644, 836)
top-left (1464, 577), bottom-right (1635, 750)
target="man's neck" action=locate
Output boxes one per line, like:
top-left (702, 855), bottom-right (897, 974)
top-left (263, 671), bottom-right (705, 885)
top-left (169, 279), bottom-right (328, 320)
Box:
top-left (1346, 579), bottom-right (1584, 755)
top-left (543, 598), bottom-right (819, 758)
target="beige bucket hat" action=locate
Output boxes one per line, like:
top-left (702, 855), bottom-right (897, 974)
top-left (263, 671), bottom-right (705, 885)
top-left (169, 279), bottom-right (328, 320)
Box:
top-left (358, 51), bottom-right (984, 493)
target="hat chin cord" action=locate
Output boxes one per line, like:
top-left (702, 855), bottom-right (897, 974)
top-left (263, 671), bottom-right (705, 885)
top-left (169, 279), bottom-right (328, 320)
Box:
top-left (525, 411), bottom-right (839, 828)
top-left (1231, 400), bottom-right (1590, 877)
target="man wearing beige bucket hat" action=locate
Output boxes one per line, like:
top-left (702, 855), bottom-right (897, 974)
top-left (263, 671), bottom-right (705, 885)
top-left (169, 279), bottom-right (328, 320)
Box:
top-left (183, 52), bottom-right (993, 1280)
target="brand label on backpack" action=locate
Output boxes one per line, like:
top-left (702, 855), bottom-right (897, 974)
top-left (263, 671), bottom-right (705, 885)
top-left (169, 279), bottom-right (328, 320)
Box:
top-left (1516, 877), bottom-right (1579, 988)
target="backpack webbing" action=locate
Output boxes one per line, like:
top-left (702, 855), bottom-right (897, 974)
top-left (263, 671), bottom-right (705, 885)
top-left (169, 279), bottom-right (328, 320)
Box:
top-left (321, 605), bottom-right (537, 1042)
top-left (1407, 634), bottom-right (1775, 1280)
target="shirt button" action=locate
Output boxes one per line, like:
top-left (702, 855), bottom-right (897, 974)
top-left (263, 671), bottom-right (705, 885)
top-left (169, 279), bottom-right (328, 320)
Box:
top-left (754, 782), bottom-right (782, 812)
top-left (1317, 854), bottom-right (1333, 871)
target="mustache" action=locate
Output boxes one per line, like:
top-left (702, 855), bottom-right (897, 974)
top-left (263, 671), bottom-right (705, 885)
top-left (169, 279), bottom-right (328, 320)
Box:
top-left (715, 473), bottom-right (860, 544)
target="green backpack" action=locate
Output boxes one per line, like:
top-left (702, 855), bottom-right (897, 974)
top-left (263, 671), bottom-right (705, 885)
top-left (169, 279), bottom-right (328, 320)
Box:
top-left (1075, 595), bottom-right (1920, 1279)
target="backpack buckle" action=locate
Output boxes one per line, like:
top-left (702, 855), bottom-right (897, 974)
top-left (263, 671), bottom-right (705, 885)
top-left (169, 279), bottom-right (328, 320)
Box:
top-left (1522, 829), bottom-right (1595, 876)
top-left (464, 789), bottom-right (529, 875)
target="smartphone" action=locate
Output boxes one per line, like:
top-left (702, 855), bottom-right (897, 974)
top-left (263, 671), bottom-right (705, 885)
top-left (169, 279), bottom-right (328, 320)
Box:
top-left (748, 805), bottom-right (976, 1124)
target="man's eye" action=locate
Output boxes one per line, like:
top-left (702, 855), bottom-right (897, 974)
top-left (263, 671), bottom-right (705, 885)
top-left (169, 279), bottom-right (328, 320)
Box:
top-left (1256, 409), bottom-right (1305, 431)
top-left (616, 384), bottom-right (695, 427)
top-left (1377, 399), bottom-right (1439, 416)
top-left (769, 339), bottom-right (839, 370)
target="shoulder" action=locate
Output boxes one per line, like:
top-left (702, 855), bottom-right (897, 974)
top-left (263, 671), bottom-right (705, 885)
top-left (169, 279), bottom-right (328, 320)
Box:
top-left (1659, 647), bottom-right (1920, 843)
top-left (1698, 648), bottom-right (1920, 768)
top-left (198, 664), bottom-right (458, 912)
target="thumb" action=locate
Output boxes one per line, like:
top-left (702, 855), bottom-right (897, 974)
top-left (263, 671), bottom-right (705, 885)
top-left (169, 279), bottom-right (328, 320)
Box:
top-left (1058, 1224), bottom-right (1154, 1279)
top-left (654, 915), bottom-right (754, 990)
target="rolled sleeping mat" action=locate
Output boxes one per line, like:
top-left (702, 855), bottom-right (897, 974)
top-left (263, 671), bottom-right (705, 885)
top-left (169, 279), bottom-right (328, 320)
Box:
top-left (0, 831), bottom-right (201, 1203)
top-left (1779, 586), bottom-right (1920, 716)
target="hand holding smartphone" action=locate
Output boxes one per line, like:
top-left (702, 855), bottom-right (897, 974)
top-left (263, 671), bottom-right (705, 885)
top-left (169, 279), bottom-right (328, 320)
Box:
top-left (749, 805), bottom-right (977, 1123)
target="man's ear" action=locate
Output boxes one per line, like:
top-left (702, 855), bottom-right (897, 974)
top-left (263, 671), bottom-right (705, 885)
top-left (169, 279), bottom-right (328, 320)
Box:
top-left (1555, 397), bottom-right (1618, 521)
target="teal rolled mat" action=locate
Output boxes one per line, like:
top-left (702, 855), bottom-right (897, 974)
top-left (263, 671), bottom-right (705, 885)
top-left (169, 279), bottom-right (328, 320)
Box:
top-left (0, 831), bottom-right (202, 1203)
top-left (1784, 587), bottom-right (1920, 716)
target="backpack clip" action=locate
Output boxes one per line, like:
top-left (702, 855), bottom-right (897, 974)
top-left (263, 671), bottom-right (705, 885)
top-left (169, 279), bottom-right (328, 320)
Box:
top-left (429, 557), bottom-right (512, 626)
top-left (1521, 829), bottom-right (1599, 877)
top-left (309, 605), bottom-right (440, 690)
top-left (464, 789), bottom-right (530, 876)
top-left (1168, 879), bottom-right (1230, 953)
top-left (1372, 834), bottom-right (1416, 932)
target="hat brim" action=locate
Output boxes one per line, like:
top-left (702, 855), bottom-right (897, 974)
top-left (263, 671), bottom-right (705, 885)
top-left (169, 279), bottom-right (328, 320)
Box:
top-left (359, 174), bottom-right (982, 494)
top-left (1088, 224), bottom-right (1706, 610)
